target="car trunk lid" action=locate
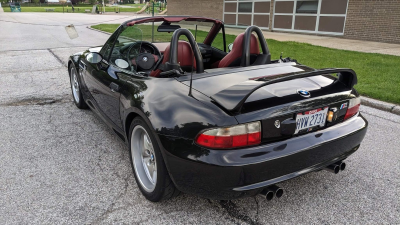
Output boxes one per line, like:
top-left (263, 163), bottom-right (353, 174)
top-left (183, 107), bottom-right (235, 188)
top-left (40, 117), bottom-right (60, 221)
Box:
top-left (180, 63), bottom-right (358, 143)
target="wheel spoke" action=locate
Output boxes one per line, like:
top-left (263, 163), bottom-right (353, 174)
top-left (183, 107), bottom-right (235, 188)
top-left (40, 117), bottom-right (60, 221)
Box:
top-left (143, 134), bottom-right (153, 152)
top-left (151, 163), bottom-right (157, 182)
top-left (143, 157), bottom-right (150, 167)
top-left (147, 163), bottom-right (153, 176)
top-left (147, 163), bottom-right (155, 182)
top-left (142, 148), bottom-right (150, 157)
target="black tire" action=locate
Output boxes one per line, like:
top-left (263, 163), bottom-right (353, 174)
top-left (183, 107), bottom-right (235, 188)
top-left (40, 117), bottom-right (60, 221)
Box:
top-left (128, 117), bottom-right (180, 202)
top-left (69, 65), bottom-right (88, 109)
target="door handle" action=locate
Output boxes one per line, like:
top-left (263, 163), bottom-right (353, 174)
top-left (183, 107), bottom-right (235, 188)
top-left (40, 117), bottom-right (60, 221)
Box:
top-left (109, 82), bottom-right (119, 93)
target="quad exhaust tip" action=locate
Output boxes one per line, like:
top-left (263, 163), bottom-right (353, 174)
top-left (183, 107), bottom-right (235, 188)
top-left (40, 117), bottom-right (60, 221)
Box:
top-left (259, 184), bottom-right (284, 201)
top-left (260, 162), bottom-right (346, 200)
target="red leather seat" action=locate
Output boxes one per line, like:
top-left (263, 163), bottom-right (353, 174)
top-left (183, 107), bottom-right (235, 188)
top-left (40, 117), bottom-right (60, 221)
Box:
top-left (150, 41), bottom-right (196, 77)
top-left (218, 33), bottom-right (260, 68)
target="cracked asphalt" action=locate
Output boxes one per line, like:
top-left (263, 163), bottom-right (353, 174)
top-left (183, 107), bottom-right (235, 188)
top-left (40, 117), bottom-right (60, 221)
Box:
top-left (0, 13), bottom-right (399, 224)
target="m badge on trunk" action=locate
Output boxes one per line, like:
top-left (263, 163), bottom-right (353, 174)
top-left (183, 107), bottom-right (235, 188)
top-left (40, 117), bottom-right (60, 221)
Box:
top-left (274, 120), bottom-right (280, 128)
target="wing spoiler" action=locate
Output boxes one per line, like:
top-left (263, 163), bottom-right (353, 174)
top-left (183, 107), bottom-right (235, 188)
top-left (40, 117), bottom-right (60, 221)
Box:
top-left (210, 68), bottom-right (357, 113)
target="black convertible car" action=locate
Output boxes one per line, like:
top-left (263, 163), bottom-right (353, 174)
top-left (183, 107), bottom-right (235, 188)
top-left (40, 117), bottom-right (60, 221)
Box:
top-left (68, 16), bottom-right (368, 202)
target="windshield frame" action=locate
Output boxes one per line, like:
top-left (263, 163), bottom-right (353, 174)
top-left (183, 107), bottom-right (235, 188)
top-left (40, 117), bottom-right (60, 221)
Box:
top-left (124, 16), bottom-right (223, 45)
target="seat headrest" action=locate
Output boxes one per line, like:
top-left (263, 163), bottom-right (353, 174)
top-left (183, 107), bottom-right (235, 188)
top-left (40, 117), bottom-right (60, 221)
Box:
top-left (218, 33), bottom-right (260, 68)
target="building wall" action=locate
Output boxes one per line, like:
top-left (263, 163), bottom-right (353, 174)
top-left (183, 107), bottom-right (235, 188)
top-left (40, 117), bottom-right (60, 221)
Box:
top-left (168, 0), bottom-right (224, 20)
top-left (344, 0), bottom-right (400, 44)
top-left (168, 0), bottom-right (400, 44)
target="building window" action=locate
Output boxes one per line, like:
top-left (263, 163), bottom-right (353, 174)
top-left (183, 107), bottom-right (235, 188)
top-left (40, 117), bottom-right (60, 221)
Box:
top-left (296, 0), bottom-right (318, 14)
top-left (224, 0), bottom-right (271, 28)
top-left (273, 0), bottom-right (348, 34)
top-left (238, 2), bottom-right (252, 13)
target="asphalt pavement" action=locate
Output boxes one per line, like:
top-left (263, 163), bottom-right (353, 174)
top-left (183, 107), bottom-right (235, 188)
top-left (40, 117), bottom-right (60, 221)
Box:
top-left (0, 12), bottom-right (399, 224)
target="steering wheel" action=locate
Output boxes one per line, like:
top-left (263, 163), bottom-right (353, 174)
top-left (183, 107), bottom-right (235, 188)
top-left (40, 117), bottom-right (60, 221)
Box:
top-left (125, 41), bottom-right (162, 71)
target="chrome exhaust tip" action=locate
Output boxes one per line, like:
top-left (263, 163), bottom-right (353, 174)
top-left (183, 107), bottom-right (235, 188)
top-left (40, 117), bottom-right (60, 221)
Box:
top-left (324, 164), bottom-right (340, 174)
top-left (334, 161), bottom-right (346, 171)
top-left (267, 184), bottom-right (284, 198)
top-left (259, 189), bottom-right (274, 201)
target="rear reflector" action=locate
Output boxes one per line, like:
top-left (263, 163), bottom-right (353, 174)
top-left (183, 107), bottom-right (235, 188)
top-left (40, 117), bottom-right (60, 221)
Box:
top-left (344, 97), bottom-right (361, 120)
top-left (196, 121), bottom-right (261, 149)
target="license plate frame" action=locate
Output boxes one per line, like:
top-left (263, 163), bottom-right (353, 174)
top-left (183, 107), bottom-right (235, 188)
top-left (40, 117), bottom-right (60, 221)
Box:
top-left (295, 107), bottom-right (329, 134)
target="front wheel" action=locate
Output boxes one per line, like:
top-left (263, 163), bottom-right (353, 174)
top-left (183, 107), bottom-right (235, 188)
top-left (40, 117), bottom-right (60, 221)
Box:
top-left (128, 118), bottom-right (180, 202)
top-left (69, 65), bottom-right (88, 109)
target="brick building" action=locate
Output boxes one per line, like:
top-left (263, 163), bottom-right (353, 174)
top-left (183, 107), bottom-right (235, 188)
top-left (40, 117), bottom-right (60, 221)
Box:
top-left (168, 0), bottom-right (400, 44)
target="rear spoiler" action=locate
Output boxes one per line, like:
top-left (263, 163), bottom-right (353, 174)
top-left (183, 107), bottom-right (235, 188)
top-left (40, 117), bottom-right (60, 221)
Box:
top-left (210, 68), bottom-right (357, 113)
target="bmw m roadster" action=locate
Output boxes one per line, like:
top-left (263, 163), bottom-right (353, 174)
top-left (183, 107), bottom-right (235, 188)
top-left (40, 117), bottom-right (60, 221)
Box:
top-left (68, 16), bottom-right (368, 202)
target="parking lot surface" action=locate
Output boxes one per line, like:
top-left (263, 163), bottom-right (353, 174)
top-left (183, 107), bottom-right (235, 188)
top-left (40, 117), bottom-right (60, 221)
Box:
top-left (0, 13), bottom-right (399, 224)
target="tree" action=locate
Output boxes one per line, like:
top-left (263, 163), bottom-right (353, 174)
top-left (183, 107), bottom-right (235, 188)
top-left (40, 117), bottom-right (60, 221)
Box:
top-left (32, 0), bottom-right (40, 4)
top-left (89, 0), bottom-right (97, 5)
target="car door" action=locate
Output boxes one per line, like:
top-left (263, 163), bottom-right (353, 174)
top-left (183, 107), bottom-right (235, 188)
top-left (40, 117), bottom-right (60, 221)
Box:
top-left (82, 28), bottom-right (124, 128)
top-left (85, 60), bottom-right (124, 128)
top-left (83, 26), bottom-right (143, 129)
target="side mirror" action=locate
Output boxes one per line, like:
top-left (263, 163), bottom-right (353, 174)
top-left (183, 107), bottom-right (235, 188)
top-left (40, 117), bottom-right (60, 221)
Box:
top-left (86, 52), bottom-right (103, 64)
top-left (228, 43), bottom-right (233, 52)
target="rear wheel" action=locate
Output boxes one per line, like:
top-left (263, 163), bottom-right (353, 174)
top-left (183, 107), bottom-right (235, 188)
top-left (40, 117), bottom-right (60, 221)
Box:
top-left (128, 118), bottom-right (180, 202)
top-left (69, 65), bottom-right (88, 109)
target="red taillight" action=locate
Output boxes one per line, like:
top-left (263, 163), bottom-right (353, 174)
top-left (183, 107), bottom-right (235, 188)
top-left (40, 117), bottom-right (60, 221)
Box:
top-left (195, 121), bottom-right (261, 149)
top-left (344, 97), bottom-right (361, 120)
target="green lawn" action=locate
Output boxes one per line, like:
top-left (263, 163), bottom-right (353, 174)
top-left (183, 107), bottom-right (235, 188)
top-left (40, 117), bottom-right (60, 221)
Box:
top-left (106, 7), bottom-right (141, 13)
top-left (3, 5), bottom-right (141, 13)
top-left (91, 24), bottom-right (400, 104)
top-left (118, 3), bottom-right (146, 7)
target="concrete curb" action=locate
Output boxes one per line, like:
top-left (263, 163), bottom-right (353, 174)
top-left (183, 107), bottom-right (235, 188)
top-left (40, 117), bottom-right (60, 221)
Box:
top-left (86, 26), bottom-right (113, 35)
top-left (361, 97), bottom-right (400, 116)
top-left (87, 26), bottom-right (400, 116)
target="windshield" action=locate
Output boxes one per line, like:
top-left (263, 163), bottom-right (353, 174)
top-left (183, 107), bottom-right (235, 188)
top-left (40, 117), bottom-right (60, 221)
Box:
top-left (108, 20), bottom-right (215, 74)
top-left (133, 21), bottom-right (214, 43)
top-left (110, 26), bottom-right (143, 72)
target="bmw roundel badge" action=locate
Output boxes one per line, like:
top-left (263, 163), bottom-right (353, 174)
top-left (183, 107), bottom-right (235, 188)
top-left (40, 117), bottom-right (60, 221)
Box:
top-left (298, 90), bottom-right (311, 98)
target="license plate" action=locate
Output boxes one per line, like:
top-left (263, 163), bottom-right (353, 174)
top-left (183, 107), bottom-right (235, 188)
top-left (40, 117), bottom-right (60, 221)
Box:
top-left (295, 107), bottom-right (329, 134)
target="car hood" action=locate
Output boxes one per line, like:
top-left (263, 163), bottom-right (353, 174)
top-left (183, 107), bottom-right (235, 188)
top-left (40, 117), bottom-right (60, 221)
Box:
top-left (88, 46), bottom-right (103, 53)
top-left (71, 46), bottom-right (103, 58)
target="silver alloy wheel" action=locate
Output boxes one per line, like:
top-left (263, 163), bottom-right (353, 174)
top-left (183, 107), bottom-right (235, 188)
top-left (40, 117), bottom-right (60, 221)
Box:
top-left (70, 67), bottom-right (80, 103)
top-left (131, 125), bottom-right (157, 192)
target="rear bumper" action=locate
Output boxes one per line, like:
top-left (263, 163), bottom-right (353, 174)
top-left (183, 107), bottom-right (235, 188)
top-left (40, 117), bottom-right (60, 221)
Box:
top-left (160, 114), bottom-right (368, 200)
